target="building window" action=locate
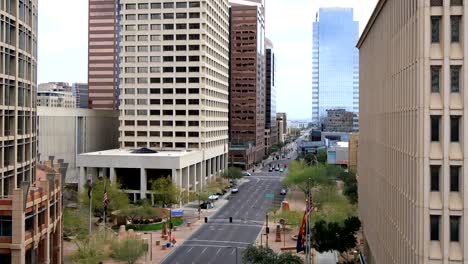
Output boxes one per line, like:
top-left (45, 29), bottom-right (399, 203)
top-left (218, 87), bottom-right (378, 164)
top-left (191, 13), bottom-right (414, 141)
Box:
top-left (431, 66), bottom-right (441, 93)
top-left (450, 216), bottom-right (461, 241)
top-left (451, 0), bottom-right (463, 5)
top-left (450, 166), bottom-right (460, 192)
top-left (431, 16), bottom-right (441, 43)
top-left (430, 165), bottom-right (440, 191)
top-left (451, 116), bottom-right (460, 142)
top-left (430, 215), bottom-right (440, 240)
top-left (451, 66), bottom-right (461, 92)
top-left (431, 115), bottom-right (441, 141)
top-left (0, 216), bottom-right (12, 236)
top-left (431, 0), bottom-right (443, 5)
top-left (451, 16), bottom-right (462, 42)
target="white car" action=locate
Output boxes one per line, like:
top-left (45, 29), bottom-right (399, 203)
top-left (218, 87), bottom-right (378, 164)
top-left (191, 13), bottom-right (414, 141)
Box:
top-left (208, 194), bottom-right (219, 200)
top-left (242, 172), bottom-right (252, 176)
top-left (231, 187), bottom-right (239, 193)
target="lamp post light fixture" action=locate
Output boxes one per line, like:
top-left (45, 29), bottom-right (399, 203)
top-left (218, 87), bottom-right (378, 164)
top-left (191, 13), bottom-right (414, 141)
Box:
top-left (144, 232), bottom-right (153, 261)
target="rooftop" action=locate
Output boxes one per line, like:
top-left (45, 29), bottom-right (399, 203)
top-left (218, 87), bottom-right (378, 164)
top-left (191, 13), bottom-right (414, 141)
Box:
top-left (80, 148), bottom-right (197, 157)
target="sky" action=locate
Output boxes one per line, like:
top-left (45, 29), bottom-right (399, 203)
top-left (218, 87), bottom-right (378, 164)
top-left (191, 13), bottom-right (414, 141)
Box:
top-left (37, 0), bottom-right (379, 120)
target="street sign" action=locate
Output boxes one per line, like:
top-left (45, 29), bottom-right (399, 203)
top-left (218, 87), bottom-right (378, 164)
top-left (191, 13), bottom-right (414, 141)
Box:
top-left (265, 193), bottom-right (274, 198)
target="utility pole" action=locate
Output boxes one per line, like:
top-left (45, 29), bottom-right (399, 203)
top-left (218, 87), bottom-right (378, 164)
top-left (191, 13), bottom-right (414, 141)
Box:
top-left (265, 213), bottom-right (269, 248)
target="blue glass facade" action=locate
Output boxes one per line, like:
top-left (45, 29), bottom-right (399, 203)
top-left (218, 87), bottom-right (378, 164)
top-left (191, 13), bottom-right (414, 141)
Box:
top-left (312, 8), bottom-right (359, 129)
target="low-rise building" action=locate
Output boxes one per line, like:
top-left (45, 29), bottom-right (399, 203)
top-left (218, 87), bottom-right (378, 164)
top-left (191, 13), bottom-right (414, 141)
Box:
top-left (37, 91), bottom-right (76, 108)
top-left (0, 159), bottom-right (65, 263)
top-left (323, 108), bottom-right (354, 132)
top-left (37, 107), bottom-right (119, 183)
top-left (348, 133), bottom-right (358, 174)
top-left (77, 148), bottom-right (228, 202)
top-left (327, 141), bottom-right (348, 165)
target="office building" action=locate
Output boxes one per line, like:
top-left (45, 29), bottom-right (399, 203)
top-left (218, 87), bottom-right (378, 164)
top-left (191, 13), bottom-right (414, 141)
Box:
top-left (37, 91), bottom-right (76, 108)
top-left (265, 38), bottom-right (277, 153)
top-left (88, 0), bottom-right (120, 110)
top-left (323, 108), bottom-right (354, 132)
top-left (358, 0), bottom-right (467, 263)
top-left (229, 0), bottom-right (266, 167)
top-left (312, 8), bottom-right (359, 130)
top-left (79, 0), bottom-right (230, 198)
top-left (0, 0), bottom-right (38, 197)
top-left (72, 83), bottom-right (89, 108)
top-left (276, 113), bottom-right (286, 143)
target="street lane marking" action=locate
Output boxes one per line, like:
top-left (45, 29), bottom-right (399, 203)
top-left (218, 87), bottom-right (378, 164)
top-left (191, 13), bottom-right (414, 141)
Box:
top-left (187, 247), bottom-right (193, 253)
top-left (187, 239), bottom-right (251, 245)
top-left (201, 248), bottom-right (207, 254)
top-left (216, 248), bottom-right (222, 255)
top-left (178, 244), bottom-right (248, 249)
top-left (231, 248), bottom-right (236, 255)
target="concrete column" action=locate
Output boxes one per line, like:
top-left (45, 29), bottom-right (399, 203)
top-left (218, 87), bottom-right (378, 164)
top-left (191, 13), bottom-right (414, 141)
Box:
top-left (182, 167), bottom-right (189, 192)
top-left (12, 189), bottom-right (25, 264)
top-left (207, 159), bottom-right (212, 178)
top-left (78, 166), bottom-right (86, 193)
top-left (171, 169), bottom-right (178, 186)
top-left (109, 167), bottom-right (116, 185)
top-left (202, 160), bottom-right (207, 186)
top-left (196, 162), bottom-right (203, 190)
top-left (140, 169), bottom-right (147, 200)
top-left (217, 155), bottom-right (221, 174)
top-left (190, 165), bottom-right (197, 192)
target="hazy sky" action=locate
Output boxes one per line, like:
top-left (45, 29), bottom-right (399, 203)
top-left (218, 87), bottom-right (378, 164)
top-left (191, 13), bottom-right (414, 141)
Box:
top-left (37, 0), bottom-right (379, 120)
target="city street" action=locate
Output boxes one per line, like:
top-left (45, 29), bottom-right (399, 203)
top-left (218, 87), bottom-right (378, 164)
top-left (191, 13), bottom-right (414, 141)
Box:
top-left (161, 151), bottom-right (293, 264)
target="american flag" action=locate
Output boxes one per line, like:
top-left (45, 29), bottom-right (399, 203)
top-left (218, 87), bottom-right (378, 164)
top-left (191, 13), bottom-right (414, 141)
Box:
top-left (103, 184), bottom-right (108, 212)
top-left (296, 191), bottom-right (312, 253)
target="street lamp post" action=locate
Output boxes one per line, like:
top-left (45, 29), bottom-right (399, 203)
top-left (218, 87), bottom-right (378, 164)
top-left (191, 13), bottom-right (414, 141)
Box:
top-left (144, 232), bottom-right (153, 261)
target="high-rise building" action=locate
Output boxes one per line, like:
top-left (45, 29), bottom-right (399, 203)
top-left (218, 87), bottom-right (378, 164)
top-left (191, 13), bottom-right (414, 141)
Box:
top-left (88, 0), bottom-right (119, 110)
top-left (312, 8), bottom-right (359, 130)
top-left (78, 0), bottom-right (230, 198)
top-left (229, 0), bottom-right (266, 168)
top-left (72, 83), bottom-right (89, 108)
top-left (276, 112), bottom-right (286, 143)
top-left (0, 0), bottom-right (38, 197)
top-left (358, 0), bottom-right (466, 263)
top-left (265, 38), bottom-right (277, 152)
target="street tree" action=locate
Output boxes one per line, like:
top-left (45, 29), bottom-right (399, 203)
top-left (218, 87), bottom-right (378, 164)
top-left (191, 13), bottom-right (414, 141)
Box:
top-left (283, 163), bottom-right (334, 193)
top-left (81, 178), bottom-right (130, 217)
top-left (242, 245), bottom-right (303, 264)
top-left (117, 206), bottom-right (161, 224)
top-left (316, 149), bottom-right (327, 163)
top-left (222, 167), bottom-right (243, 182)
top-left (63, 208), bottom-right (89, 240)
top-left (151, 177), bottom-right (180, 207)
top-left (312, 216), bottom-right (361, 260)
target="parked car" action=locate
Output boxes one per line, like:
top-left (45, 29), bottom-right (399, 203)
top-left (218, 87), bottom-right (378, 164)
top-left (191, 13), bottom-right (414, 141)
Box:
top-left (268, 167), bottom-right (273, 172)
top-left (242, 172), bottom-right (252, 176)
top-left (208, 194), bottom-right (219, 200)
top-left (280, 188), bottom-right (287, 195)
top-left (275, 167), bottom-right (280, 171)
top-left (279, 168), bottom-right (284, 173)
top-left (231, 187), bottom-right (239, 193)
top-left (200, 201), bottom-right (214, 209)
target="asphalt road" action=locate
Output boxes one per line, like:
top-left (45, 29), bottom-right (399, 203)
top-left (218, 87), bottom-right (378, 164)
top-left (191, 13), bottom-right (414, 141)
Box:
top-left (161, 154), bottom-right (294, 264)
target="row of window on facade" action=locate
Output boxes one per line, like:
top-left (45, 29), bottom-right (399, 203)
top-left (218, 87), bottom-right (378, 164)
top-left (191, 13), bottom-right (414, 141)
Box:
top-left (123, 12), bottom-right (201, 21)
top-left (430, 115), bottom-right (461, 142)
top-left (123, 2), bottom-right (201, 10)
top-left (431, 15), bottom-right (462, 43)
top-left (120, 23), bottom-right (198, 32)
top-left (431, 65), bottom-right (461, 93)
top-left (430, 0), bottom-right (463, 6)
top-left (430, 215), bottom-right (461, 242)
top-left (430, 164), bottom-right (461, 192)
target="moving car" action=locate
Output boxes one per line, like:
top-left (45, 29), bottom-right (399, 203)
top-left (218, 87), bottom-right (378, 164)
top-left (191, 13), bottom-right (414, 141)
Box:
top-left (280, 188), bottom-right (287, 195)
top-left (231, 187), bottom-right (239, 193)
top-left (200, 202), bottom-right (214, 209)
top-left (208, 194), bottom-right (219, 200)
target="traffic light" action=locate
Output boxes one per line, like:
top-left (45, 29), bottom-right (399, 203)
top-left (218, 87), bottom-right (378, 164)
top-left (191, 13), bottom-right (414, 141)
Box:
top-left (204, 217), bottom-right (208, 223)
top-left (229, 217), bottom-right (233, 223)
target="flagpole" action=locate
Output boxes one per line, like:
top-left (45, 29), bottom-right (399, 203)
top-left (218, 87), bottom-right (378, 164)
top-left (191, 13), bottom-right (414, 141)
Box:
top-left (89, 179), bottom-right (92, 235)
top-left (306, 177), bottom-right (311, 264)
top-left (103, 176), bottom-right (106, 230)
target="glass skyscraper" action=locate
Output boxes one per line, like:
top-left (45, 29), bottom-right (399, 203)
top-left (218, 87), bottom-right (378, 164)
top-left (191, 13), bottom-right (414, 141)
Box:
top-left (312, 8), bottom-right (359, 130)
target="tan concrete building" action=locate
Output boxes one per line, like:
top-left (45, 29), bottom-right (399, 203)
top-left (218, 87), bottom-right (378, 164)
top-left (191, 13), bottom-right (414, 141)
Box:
top-left (79, 0), bottom-right (230, 197)
top-left (358, 0), bottom-right (467, 263)
top-left (348, 133), bottom-right (358, 174)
